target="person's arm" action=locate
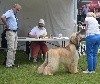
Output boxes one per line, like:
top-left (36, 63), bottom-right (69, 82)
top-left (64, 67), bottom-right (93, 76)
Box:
top-left (82, 8), bottom-right (85, 15)
top-left (29, 32), bottom-right (38, 38)
top-left (37, 28), bottom-right (47, 38)
top-left (88, 7), bottom-right (90, 12)
top-left (77, 21), bottom-right (88, 36)
top-left (29, 28), bottom-right (38, 38)
top-left (1, 15), bottom-right (9, 29)
top-left (1, 10), bottom-right (11, 29)
top-left (84, 20), bottom-right (88, 30)
top-left (43, 29), bottom-right (47, 36)
top-left (29, 33), bottom-right (35, 38)
top-left (29, 34), bottom-right (38, 39)
top-left (77, 29), bottom-right (86, 36)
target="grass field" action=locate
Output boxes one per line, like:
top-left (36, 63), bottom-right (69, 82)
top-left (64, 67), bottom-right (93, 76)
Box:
top-left (0, 50), bottom-right (100, 84)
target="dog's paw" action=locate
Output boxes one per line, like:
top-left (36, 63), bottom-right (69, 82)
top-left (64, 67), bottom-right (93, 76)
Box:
top-left (37, 67), bottom-right (43, 74)
top-left (48, 73), bottom-right (53, 76)
top-left (43, 72), bottom-right (53, 76)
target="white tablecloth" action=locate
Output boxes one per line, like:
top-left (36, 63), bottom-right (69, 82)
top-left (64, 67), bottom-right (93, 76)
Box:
top-left (18, 37), bottom-right (69, 42)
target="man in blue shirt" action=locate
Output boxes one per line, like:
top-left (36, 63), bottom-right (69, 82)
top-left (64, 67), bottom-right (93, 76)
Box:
top-left (1, 4), bottom-right (22, 68)
top-left (82, 4), bottom-right (90, 21)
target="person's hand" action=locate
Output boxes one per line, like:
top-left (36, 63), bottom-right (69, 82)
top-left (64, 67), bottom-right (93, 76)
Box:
top-left (5, 25), bottom-right (9, 29)
top-left (80, 29), bottom-right (86, 35)
top-left (39, 35), bottom-right (43, 38)
top-left (33, 34), bottom-right (38, 39)
top-left (77, 29), bottom-right (86, 36)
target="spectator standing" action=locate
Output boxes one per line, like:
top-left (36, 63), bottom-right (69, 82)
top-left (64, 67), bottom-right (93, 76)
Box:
top-left (78, 12), bottom-right (100, 73)
top-left (82, 4), bottom-right (90, 21)
top-left (1, 4), bottom-right (22, 68)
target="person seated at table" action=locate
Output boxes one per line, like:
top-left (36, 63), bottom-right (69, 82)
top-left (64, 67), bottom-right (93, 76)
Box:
top-left (29, 19), bottom-right (48, 62)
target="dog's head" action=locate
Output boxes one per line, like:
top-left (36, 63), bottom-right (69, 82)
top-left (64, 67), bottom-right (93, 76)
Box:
top-left (69, 32), bottom-right (83, 46)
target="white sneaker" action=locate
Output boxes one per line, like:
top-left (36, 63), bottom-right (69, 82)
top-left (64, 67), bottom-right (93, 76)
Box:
top-left (33, 58), bottom-right (37, 62)
top-left (83, 70), bottom-right (92, 74)
top-left (92, 71), bottom-right (95, 73)
top-left (6, 65), bottom-right (13, 68)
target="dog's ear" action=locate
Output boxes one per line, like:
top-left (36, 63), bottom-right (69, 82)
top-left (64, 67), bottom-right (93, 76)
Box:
top-left (79, 29), bottom-right (86, 35)
top-left (70, 33), bottom-right (77, 45)
top-left (70, 32), bottom-right (81, 45)
top-left (76, 32), bottom-right (85, 42)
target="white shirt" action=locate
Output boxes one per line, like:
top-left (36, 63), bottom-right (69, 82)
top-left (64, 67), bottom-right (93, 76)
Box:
top-left (29, 26), bottom-right (47, 38)
top-left (85, 17), bottom-right (100, 37)
top-left (3, 9), bottom-right (18, 30)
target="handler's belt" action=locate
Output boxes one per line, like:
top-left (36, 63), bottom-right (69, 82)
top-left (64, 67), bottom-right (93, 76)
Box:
top-left (6, 29), bottom-right (18, 32)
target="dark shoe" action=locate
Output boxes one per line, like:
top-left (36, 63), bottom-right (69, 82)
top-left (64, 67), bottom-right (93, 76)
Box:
top-left (12, 64), bottom-right (19, 67)
top-left (33, 58), bottom-right (37, 62)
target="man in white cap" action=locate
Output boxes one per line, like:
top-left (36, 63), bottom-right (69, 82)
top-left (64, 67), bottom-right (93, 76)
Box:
top-left (29, 19), bottom-right (48, 62)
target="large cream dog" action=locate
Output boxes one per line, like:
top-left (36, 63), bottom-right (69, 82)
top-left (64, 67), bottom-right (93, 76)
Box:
top-left (37, 32), bottom-right (82, 75)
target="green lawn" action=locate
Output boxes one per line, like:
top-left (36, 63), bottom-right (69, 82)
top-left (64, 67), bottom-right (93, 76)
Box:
top-left (0, 50), bottom-right (100, 84)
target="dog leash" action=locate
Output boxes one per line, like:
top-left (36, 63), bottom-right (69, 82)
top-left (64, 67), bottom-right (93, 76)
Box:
top-left (46, 42), bottom-right (60, 47)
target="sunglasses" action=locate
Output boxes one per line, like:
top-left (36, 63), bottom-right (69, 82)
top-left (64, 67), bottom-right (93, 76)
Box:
top-left (16, 9), bottom-right (20, 11)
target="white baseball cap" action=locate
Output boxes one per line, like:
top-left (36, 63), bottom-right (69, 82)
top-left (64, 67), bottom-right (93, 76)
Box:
top-left (39, 19), bottom-right (45, 25)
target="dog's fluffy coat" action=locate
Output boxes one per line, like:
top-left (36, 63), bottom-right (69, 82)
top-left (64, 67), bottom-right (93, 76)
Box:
top-left (37, 33), bottom-right (81, 75)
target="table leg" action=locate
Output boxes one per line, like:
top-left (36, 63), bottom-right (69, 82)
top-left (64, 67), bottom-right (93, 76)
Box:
top-left (64, 41), bottom-right (65, 47)
top-left (62, 41), bottom-right (63, 47)
top-left (62, 41), bottom-right (66, 47)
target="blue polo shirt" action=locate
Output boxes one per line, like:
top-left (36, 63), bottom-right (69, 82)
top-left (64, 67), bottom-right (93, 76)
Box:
top-left (3, 9), bottom-right (18, 30)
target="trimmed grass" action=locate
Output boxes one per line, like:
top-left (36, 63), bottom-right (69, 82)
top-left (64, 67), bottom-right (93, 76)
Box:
top-left (0, 50), bottom-right (100, 84)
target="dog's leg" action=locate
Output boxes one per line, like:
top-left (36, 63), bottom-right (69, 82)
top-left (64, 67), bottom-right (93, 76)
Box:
top-left (73, 65), bottom-right (78, 73)
top-left (69, 63), bottom-right (78, 73)
top-left (43, 65), bottom-right (53, 75)
top-left (70, 53), bottom-right (79, 73)
top-left (43, 55), bottom-right (60, 75)
top-left (68, 51), bottom-right (79, 74)
top-left (37, 62), bottom-right (47, 74)
top-left (64, 65), bottom-right (69, 72)
top-left (37, 53), bottom-right (48, 74)
top-left (43, 63), bottom-right (59, 75)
